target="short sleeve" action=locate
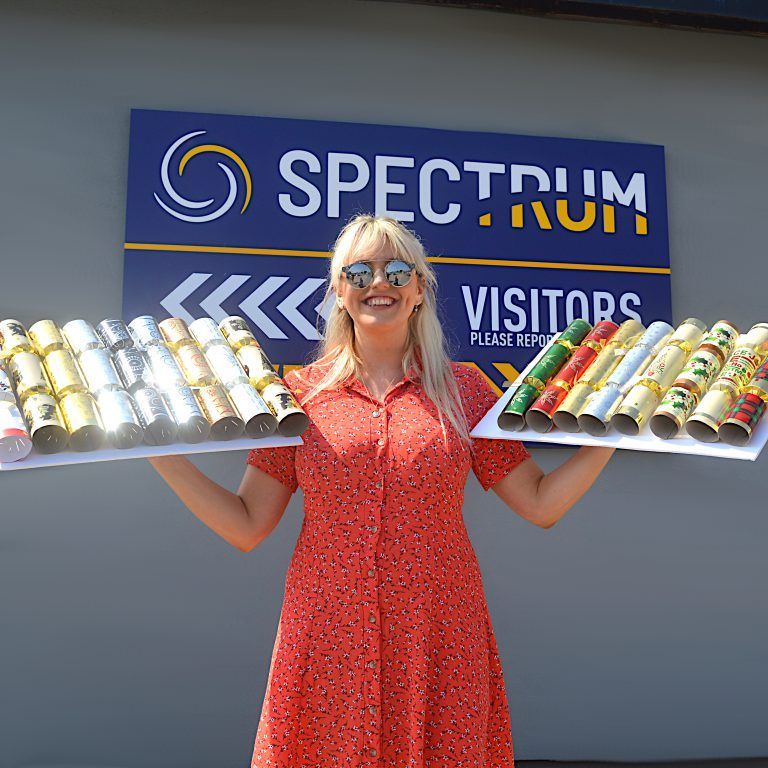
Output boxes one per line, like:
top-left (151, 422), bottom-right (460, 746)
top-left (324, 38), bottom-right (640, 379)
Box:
top-left (456, 363), bottom-right (531, 492)
top-left (245, 369), bottom-right (306, 494)
top-left (247, 444), bottom-right (298, 493)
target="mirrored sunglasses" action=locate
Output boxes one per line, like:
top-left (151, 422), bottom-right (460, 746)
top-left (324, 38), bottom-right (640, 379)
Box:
top-left (341, 259), bottom-right (417, 289)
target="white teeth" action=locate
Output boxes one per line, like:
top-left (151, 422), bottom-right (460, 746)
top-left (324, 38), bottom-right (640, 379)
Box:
top-left (365, 297), bottom-right (395, 306)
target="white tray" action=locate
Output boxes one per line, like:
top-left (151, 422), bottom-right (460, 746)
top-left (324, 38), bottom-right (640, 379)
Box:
top-left (0, 435), bottom-right (302, 472)
top-left (470, 334), bottom-right (768, 461)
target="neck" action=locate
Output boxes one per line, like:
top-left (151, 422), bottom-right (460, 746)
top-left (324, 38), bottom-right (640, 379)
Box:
top-left (354, 325), bottom-right (410, 377)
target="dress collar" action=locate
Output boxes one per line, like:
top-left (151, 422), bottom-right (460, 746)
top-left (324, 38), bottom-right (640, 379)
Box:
top-left (341, 362), bottom-right (420, 397)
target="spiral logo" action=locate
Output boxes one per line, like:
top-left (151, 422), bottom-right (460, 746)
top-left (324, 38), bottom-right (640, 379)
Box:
top-left (154, 131), bottom-right (252, 223)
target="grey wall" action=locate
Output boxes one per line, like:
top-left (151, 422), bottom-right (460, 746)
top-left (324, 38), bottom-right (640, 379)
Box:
top-left (1, 1), bottom-right (766, 765)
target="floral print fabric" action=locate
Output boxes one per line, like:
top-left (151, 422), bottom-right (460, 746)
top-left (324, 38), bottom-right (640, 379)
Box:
top-left (246, 361), bottom-right (530, 767)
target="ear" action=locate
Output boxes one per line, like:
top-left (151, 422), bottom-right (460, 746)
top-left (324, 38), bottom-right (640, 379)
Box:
top-left (416, 274), bottom-right (426, 303)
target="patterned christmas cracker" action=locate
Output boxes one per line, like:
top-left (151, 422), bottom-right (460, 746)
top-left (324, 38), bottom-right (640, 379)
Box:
top-left (219, 316), bottom-right (306, 436)
top-left (127, 316), bottom-right (165, 349)
top-left (718, 392), bottom-right (767, 446)
top-left (60, 392), bottom-right (106, 452)
top-left (650, 320), bottom-right (739, 439)
top-left (696, 320), bottom-right (740, 366)
top-left (718, 358), bottom-right (768, 445)
top-left (22, 392), bottom-right (68, 454)
top-left (553, 319), bottom-right (645, 432)
top-left (709, 325), bottom-right (768, 396)
top-left (0, 319), bottom-right (33, 359)
top-left (156, 318), bottom-right (226, 442)
top-left (686, 326), bottom-right (768, 442)
top-left (748, 359), bottom-right (768, 393)
top-left (526, 321), bottom-right (619, 433)
top-left (9, 351), bottom-right (52, 402)
top-left (3, 320), bottom-right (71, 454)
top-left (61, 319), bottom-right (103, 355)
top-left (498, 318), bottom-right (592, 431)
top-left (741, 322), bottom-right (768, 355)
top-left (0, 395), bottom-right (33, 463)
top-left (577, 320), bottom-right (674, 436)
top-left (612, 318), bottom-right (707, 435)
top-left (0, 365), bottom-right (15, 403)
top-left (28, 320), bottom-right (66, 356)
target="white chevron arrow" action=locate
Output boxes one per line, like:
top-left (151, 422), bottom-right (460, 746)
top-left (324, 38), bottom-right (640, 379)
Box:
top-left (239, 276), bottom-right (290, 339)
top-left (199, 274), bottom-right (251, 322)
top-left (276, 277), bottom-right (326, 340)
top-left (161, 274), bottom-right (332, 340)
top-left (160, 272), bottom-right (212, 323)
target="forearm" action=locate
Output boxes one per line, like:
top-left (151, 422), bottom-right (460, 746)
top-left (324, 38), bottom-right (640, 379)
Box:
top-left (148, 455), bottom-right (253, 551)
top-left (534, 446), bottom-right (615, 527)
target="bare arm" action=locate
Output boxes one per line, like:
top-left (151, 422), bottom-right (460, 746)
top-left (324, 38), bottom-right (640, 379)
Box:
top-left (490, 446), bottom-right (615, 529)
top-left (147, 455), bottom-right (294, 552)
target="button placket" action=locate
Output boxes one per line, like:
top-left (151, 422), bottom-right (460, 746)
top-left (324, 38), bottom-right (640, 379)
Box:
top-left (360, 393), bottom-right (392, 762)
top-left (374, 405), bottom-right (387, 502)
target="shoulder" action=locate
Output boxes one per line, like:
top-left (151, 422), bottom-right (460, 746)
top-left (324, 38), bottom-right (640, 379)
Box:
top-left (282, 361), bottom-right (333, 399)
top-left (449, 362), bottom-right (502, 425)
top-left (450, 361), bottom-right (488, 393)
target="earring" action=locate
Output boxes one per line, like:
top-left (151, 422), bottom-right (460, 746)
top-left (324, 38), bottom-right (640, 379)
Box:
top-left (337, 298), bottom-right (345, 311)
top-left (412, 303), bottom-right (421, 314)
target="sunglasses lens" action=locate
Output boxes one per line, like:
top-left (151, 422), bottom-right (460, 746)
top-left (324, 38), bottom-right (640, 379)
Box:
top-left (345, 263), bottom-right (373, 288)
top-left (385, 260), bottom-right (414, 287)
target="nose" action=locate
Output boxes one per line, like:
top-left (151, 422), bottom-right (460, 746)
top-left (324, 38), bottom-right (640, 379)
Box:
top-left (369, 266), bottom-right (390, 288)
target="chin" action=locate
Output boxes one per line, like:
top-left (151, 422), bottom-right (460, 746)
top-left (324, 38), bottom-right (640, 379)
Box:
top-left (354, 314), bottom-right (407, 331)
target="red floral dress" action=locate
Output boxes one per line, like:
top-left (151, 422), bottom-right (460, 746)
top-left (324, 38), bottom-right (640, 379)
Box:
top-left (246, 361), bottom-right (530, 767)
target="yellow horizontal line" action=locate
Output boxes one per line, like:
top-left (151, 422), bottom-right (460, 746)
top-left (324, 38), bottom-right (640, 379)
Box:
top-left (124, 242), bottom-right (330, 258)
top-left (124, 242), bottom-right (671, 275)
top-left (429, 256), bottom-right (669, 274)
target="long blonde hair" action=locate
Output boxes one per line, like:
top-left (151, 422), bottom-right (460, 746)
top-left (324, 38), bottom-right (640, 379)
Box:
top-left (299, 214), bottom-right (471, 444)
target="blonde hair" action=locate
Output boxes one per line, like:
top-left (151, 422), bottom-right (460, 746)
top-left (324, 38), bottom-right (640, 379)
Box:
top-left (299, 214), bottom-right (471, 444)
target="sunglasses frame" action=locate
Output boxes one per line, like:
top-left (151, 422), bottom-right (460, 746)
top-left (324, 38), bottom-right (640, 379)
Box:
top-left (340, 259), bottom-right (418, 289)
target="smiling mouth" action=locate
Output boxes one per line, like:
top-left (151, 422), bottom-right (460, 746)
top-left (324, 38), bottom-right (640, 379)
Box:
top-left (363, 297), bottom-right (397, 307)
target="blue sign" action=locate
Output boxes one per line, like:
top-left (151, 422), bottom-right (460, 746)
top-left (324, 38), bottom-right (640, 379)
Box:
top-left (123, 108), bottom-right (671, 391)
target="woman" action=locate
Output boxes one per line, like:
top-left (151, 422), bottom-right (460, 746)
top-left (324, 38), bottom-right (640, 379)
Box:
top-left (149, 214), bottom-right (615, 767)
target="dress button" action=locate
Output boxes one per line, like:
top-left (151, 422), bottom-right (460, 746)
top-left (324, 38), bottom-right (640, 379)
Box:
top-left (370, 525), bottom-right (378, 532)
top-left (375, 481), bottom-right (382, 489)
top-left (369, 613), bottom-right (376, 623)
top-left (369, 747), bottom-right (377, 757)
top-left (372, 410), bottom-right (380, 417)
top-left (367, 568), bottom-right (376, 577)
top-left (377, 438), bottom-right (385, 446)
top-left (368, 659), bottom-right (377, 668)
top-left (369, 704), bottom-right (377, 715)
